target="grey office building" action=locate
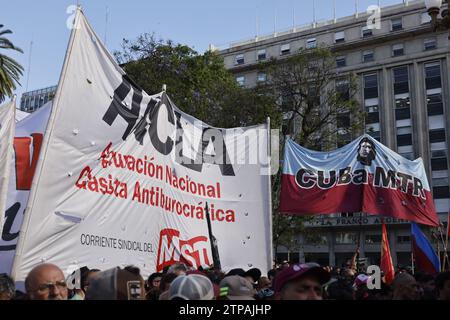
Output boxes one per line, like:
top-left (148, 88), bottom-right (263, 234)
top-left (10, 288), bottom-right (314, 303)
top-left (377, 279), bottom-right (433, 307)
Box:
top-left (217, 0), bottom-right (450, 267)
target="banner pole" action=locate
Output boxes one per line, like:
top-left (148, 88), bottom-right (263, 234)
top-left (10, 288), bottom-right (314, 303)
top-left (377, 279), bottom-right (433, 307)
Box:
top-left (267, 117), bottom-right (274, 271)
top-left (10, 7), bottom-right (82, 281)
top-left (0, 97), bottom-right (16, 233)
top-left (410, 224), bottom-right (415, 275)
top-left (446, 215), bottom-right (450, 270)
top-left (437, 221), bottom-right (448, 271)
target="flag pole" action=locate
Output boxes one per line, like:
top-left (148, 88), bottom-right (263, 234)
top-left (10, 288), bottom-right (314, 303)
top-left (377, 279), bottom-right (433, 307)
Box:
top-left (446, 214), bottom-right (450, 270)
top-left (10, 7), bottom-right (82, 281)
top-left (410, 223), bottom-right (415, 275)
top-left (267, 117), bottom-right (274, 271)
top-left (437, 220), bottom-right (449, 271)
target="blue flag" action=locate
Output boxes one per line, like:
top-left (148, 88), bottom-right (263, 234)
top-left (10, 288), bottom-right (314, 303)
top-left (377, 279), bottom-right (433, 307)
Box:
top-left (411, 222), bottom-right (440, 274)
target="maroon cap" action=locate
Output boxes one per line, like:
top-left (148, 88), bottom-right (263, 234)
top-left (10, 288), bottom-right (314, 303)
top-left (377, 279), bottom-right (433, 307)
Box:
top-left (273, 263), bottom-right (330, 293)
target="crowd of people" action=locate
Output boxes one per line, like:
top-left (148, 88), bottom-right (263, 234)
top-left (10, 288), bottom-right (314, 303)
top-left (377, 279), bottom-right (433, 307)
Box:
top-left (0, 259), bottom-right (449, 300)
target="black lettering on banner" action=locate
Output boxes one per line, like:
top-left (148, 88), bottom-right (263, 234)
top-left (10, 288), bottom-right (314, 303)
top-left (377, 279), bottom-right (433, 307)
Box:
top-left (148, 94), bottom-right (175, 155)
top-left (202, 127), bottom-right (235, 176)
top-left (102, 75), bottom-right (143, 140)
top-left (0, 202), bottom-right (21, 251)
top-left (174, 110), bottom-right (202, 172)
top-left (397, 172), bottom-right (413, 193)
top-left (134, 98), bottom-right (158, 145)
top-left (352, 169), bottom-right (368, 184)
top-left (337, 167), bottom-right (352, 185)
top-left (317, 171), bottom-right (336, 189)
top-left (413, 177), bottom-right (426, 199)
top-left (374, 167), bottom-right (396, 189)
top-left (295, 169), bottom-right (317, 189)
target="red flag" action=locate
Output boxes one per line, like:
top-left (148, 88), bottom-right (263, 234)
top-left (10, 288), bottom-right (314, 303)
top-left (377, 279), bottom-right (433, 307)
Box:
top-left (447, 212), bottom-right (450, 237)
top-left (381, 221), bottom-right (395, 284)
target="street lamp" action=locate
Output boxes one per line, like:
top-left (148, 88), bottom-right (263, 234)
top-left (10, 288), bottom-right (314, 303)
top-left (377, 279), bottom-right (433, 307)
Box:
top-left (425, 0), bottom-right (450, 32)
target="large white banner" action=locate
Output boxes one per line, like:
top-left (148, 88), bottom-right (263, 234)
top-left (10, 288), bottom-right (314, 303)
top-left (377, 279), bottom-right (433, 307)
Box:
top-left (0, 102), bottom-right (52, 274)
top-left (12, 9), bottom-right (272, 281)
top-left (0, 100), bottom-right (16, 234)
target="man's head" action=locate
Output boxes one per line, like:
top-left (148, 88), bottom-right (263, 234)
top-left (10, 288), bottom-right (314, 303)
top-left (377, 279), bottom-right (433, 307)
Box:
top-left (357, 137), bottom-right (376, 166)
top-left (0, 273), bottom-right (15, 300)
top-left (169, 274), bottom-right (214, 300)
top-left (392, 272), bottom-right (420, 300)
top-left (167, 263), bottom-right (188, 276)
top-left (219, 275), bottom-right (256, 300)
top-left (436, 271), bottom-right (450, 300)
top-left (85, 266), bottom-right (145, 300)
top-left (25, 263), bottom-right (68, 300)
top-left (273, 263), bottom-right (330, 300)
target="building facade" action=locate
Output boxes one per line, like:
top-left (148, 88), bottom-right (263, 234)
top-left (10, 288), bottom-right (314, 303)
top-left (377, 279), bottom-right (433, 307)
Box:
top-left (20, 85), bottom-right (57, 113)
top-left (218, 0), bottom-right (450, 268)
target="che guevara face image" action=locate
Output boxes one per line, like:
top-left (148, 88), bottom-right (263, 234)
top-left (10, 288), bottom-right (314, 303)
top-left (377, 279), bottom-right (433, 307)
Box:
top-left (357, 137), bottom-right (376, 166)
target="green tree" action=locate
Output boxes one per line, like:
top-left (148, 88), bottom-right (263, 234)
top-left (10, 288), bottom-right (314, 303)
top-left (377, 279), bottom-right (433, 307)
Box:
top-left (114, 33), bottom-right (280, 128)
top-left (259, 47), bottom-right (364, 261)
top-left (0, 25), bottom-right (23, 102)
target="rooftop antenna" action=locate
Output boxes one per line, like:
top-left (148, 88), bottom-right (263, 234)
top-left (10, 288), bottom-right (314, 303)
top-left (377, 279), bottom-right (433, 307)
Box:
top-left (25, 39), bottom-right (33, 93)
top-left (255, 7), bottom-right (259, 38)
top-left (313, 0), bottom-right (317, 27)
top-left (333, 0), bottom-right (337, 23)
top-left (292, 2), bottom-right (296, 31)
top-left (274, 6), bottom-right (277, 36)
top-left (355, 0), bottom-right (359, 18)
top-left (104, 6), bottom-right (109, 46)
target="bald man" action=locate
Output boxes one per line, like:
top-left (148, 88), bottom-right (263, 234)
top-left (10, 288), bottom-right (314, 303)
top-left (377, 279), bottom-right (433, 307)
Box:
top-left (25, 264), bottom-right (68, 300)
top-left (392, 272), bottom-right (420, 300)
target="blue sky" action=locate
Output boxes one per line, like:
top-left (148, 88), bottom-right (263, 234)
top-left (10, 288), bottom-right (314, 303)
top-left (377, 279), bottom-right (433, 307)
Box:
top-left (2, 0), bottom-right (408, 100)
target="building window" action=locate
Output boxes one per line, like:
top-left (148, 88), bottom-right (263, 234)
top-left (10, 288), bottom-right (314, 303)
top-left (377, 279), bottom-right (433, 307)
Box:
top-left (427, 92), bottom-right (443, 116)
top-left (363, 74), bottom-right (378, 99)
top-left (235, 54), bottom-right (244, 65)
top-left (362, 50), bottom-right (374, 62)
top-left (280, 43), bottom-right (291, 55)
top-left (432, 176), bottom-right (449, 187)
top-left (337, 112), bottom-right (351, 128)
top-left (306, 38), bottom-right (317, 49)
top-left (335, 31), bottom-right (345, 43)
top-left (397, 235), bottom-right (410, 243)
top-left (397, 134), bottom-right (412, 146)
top-left (424, 38), bottom-right (437, 51)
top-left (336, 56), bottom-right (346, 68)
top-left (431, 153), bottom-right (448, 171)
top-left (433, 186), bottom-right (450, 198)
top-left (393, 66), bottom-right (409, 95)
top-left (257, 49), bottom-right (266, 61)
top-left (361, 26), bottom-right (373, 38)
top-left (257, 72), bottom-right (267, 82)
top-left (391, 18), bottom-right (403, 31)
top-left (335, 232), bottom-right (358, 244)
top-left (425, 63), bottom-right (442, 90)
top-left (392, 44), bottom-right (404, 57)
top-left (365, 234), bottom-right (382, 244)
top-left (429, 128), bottom-right (446, 143)
top-left (236, 76), bottom-right (245, 86)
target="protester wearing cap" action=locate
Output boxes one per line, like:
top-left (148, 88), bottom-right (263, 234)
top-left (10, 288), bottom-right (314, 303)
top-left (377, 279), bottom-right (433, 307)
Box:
top-left (219, 275), bottom-right (256, 300)
top-left (273, 262), bottom-right (330, 300)
top-left (169, 274), bottom-right (214, 300)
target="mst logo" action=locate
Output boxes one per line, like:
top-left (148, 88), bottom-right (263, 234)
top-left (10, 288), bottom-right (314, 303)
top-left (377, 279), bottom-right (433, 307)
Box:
top-left (156, 229), bottom-right (211, 272)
